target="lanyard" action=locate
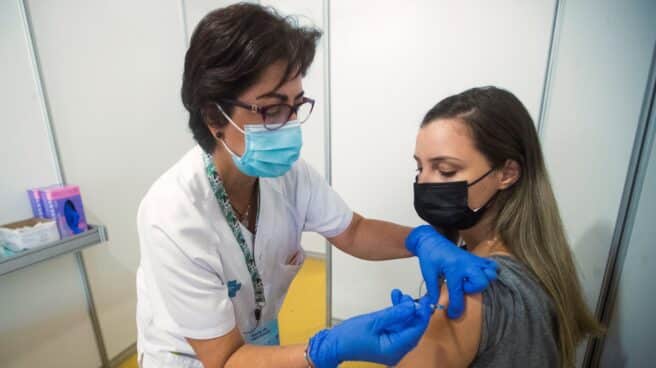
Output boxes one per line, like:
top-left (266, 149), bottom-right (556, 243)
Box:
top-left (203, 153), bottom-right (265, 323)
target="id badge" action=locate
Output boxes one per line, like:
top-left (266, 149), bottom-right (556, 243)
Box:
top-left (244, 319), bottom-right (280, 346)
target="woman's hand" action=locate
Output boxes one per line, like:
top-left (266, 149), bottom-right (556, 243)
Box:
top-left (308, 289), bottom-right (434, 368)
top-left (406, 225), bottom-right (498, 319)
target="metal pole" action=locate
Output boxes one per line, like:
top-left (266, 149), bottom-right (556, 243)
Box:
top-left (537, 0), bottom-right (564, 136)
top-left (322, 0), bottom-right (334, 328)
top-left (76, 252), bottom-right (111, 367)
top-left (179, 0), bottom-right (190, 48)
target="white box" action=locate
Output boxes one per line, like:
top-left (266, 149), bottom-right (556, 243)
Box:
top-left (0, 218), bottom-right (61, 251)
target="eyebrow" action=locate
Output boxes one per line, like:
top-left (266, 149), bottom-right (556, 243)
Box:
top-left (256, 90), bottom-right (305, 101)
top-left (413, 155), bottom-right (463, 163)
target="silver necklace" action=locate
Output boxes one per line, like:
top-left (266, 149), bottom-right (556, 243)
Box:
top-left (233, 180), bottom-right (258, 228)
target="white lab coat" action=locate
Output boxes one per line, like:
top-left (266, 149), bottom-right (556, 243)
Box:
top-left (136, 145), bottom-right (352, 364)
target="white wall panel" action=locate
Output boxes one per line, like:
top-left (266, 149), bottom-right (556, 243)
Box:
top-left (0, 0), bottom-right (59, 223)
top-left (182, 0), bottom-right (257, 42)
top-left (0, 1), bottom-right (99, 367)
top-left (26, 0), bottom-right (193, 357)
top-left (540, 0), bottom-right (656, 331)
top-left (600, 110), bottom-right (656, 367)
top-left (330, 0), bottom-right (556, 319)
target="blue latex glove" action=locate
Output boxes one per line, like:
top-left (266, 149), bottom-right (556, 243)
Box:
top-left (64, 200), bottom-right (82, 234)
top-left (308, 289), bottom-right (433, 368)
top-left (406, 225), bottom-right (499, 319)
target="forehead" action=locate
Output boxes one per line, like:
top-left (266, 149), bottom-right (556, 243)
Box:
top-left (415, 118), bottom-right (477, 158)
top-left (242, 61), bottom-right (302, 97)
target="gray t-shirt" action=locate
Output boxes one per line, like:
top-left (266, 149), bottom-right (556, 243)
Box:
top-left (470, 255), bottom-right (560, 367)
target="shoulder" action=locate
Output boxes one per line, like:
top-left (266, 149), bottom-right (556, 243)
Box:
top-left (265, 158), bottom-right (324, 205)
top-left (481, 256), bottom-right (554, 318)
top-left (478, 256), bottom-right (557, 350)
top-left (137, 146), bottom-right (220, 255)
top-left (400, 255), bottom-right (557, 368)
top-left (273, 158), bottom-right (320, 191)
top-left (139, 146), bottom-right (211, 221)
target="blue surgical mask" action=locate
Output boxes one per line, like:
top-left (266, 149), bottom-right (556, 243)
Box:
top-left (217, 104), bottom-right (303, 177)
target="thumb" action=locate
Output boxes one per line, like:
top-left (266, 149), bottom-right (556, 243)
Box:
top-left (391, 289), bottom-right (403, 306)
top-left (387, 303), bottom-right (432, 353)
top-left (417, 294), bottom-right (435, 319)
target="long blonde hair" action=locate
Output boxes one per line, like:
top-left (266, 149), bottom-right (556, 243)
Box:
top-left (422, 86), bottom-right (604, 367)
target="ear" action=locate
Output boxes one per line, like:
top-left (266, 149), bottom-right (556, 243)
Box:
top-left (207, 125), bottom-right (224, 156)
top-left (497, 159), bottom-right (521, 190)
top-left (212, 127), bottom-right (224, 140)
top-left (202, 106), bottom-right (225, 140)
top-left (203, 123), bottom-right (223, 140)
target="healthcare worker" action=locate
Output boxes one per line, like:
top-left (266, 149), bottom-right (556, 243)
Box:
top-left (136, 3), bottom-right (498, 368)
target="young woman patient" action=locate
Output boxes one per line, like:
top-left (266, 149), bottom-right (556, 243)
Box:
top-left (398, 86), bottom-right (602, 368)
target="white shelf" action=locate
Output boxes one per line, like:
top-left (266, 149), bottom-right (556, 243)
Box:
top-left (0, 224), bottom-right (108, 276)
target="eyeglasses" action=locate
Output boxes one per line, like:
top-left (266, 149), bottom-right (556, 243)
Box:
top-left (218, 97), bottom-right (315, 130)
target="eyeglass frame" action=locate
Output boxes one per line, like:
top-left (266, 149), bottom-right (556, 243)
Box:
top-left (218, 96), bottom-right (315, 130)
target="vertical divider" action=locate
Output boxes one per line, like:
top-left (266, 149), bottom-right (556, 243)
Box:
top-left (583, 43), bottom-right (656, 367)
top-left (322, 0), bottom-right (334, 328)
top-left (537, 0), bottom-right (564, 137)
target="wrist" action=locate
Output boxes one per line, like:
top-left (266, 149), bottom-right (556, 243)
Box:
top-left (405, 235), bottom-right (420, 255)
top-left (406, 226), bottom-right (436, 255)
top-left (304, 343), bottom-right (315, 368)
top-left (308, 329), bottom-right (339, 368)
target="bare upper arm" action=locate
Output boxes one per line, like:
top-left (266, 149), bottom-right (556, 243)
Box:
top-left (397, 284), bottom-right (483, 368)
top-left (186, 327), bottom-right (244, 368)
top-left (327, 212), bottom-right (363, 252)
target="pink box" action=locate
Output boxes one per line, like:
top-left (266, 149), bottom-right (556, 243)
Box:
top-left (41, 185), bottom-right (89, 238)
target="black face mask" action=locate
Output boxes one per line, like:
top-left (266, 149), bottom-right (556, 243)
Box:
top-left (414, 168), bottom-right (497, 230)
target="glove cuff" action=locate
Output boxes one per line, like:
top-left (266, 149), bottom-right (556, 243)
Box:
top-left (405, 240), bottom-right (417, 255)
top-left (308, 329), bottom-right (340, 368)
top-left (405, 233), bottom-right (420, 255)
top-left (406, 226), bottom-right (440, 255)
